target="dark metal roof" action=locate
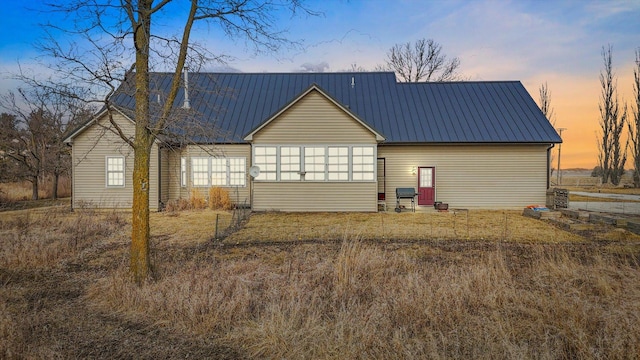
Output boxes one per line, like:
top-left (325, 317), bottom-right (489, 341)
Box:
top-left (109, 72), bottom-right (561, 144)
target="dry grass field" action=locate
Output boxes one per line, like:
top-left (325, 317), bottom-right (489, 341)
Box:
top-left (1, 206), bottom-right (640, 359)
top-left (0, 179), bottom-right (71, 210)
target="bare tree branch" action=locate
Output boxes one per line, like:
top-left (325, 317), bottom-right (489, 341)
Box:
top-left (380, 38), bottom-right (462, 82)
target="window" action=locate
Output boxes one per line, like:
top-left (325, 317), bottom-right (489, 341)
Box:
top-left (254, 146), bottom-right (277, 180)
top-left (328, 146), bottom-right (349, 181)
top-left (180, 157), bottom-right (187, 187)
top-left (229, 158), bottom-right (246, 186)
top-left (190, 157), bottom-right (246, 187)
top-left (280, 146), bottom-right (300, 180)
top-left (192, 158), bottom-right (209, 186)
top-left (352, 146), bottom-right (375, 181)
top-left (106, 156), bottom-right (125, 187)
top-left (304, 147), bottom-right (326, 181)
top-left (211, 158), bottom-right (227, 186)
top-left (250, 145), bottom-right (376, 182)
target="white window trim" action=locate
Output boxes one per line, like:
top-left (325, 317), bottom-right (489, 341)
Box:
top-left (191, 157), bottom-right (210, 187)
top-left (190, 156), bottom-right (247, 188)
top-left (227, 157), bottom-right (247, 187)
top-left (105, 156), bottom-right (126, 188)
top-left (252, 144), bottom-right (377, 183)
top-left (253, 146), bottom-right (278, 181)
top-left (180, 157), bottom-right (187, 187)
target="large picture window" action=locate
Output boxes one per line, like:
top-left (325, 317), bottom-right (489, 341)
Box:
top-left (229, 158), bottom-right (246, 186)
top-left (191, 157), bottom-right (246, 187)
top-left (211, 158), bottom-right (227, 186)
top-left (254, 146), bottom-right (277, 180)
top-left (280, 146), bottom-right (300, 180)
top-left (191, 158), bottom-right (209, 186)
top-left (352, 146), bottom-right (375, 181)
top-left (304, 147), bottom-right (326, 181)
top-left (106, 156), bottom-right (125, 187)
top-left (252, 145), bottom-right (376, 182)
top-left (328, 146), bottom-right (349, 181)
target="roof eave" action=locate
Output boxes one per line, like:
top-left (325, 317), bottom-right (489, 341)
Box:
top-left (63, 106), bottom-right (134, 143)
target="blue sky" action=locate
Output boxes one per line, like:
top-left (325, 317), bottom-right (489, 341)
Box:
top-left (1, 0), bottom-right (639, 168)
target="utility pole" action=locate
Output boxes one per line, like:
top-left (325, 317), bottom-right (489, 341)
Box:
top-left (556, 128), bottom-right (567, 186)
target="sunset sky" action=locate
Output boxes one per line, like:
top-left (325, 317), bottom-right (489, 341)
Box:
top-left (1, 0), bottom-right (639, 169)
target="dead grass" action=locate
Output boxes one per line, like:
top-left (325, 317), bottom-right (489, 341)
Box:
top-left (1, 207), bottom-right (640, 359)
top-left (0, 178), bottom-right (71, 203)
top-left (225, 211), bottom-right (586, 244)
top-left (86, 240), bottom-right (640, 359)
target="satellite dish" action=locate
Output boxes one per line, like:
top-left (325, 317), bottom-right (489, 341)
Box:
top-left (249, 166), bottom-right (261, 178)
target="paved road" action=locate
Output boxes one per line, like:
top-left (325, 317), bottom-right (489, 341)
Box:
top-left (569, 191), bottom-right (640, 215)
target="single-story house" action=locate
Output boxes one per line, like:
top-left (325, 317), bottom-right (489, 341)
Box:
top-left (63, 72), bottom-right (561, 212)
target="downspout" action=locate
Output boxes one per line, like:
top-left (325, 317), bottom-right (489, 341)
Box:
top-left (546, 144), bottom-right (555, 189)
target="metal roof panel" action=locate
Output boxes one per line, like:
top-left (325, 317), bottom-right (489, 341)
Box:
top-left (104, 72), bottom-right (561, 145)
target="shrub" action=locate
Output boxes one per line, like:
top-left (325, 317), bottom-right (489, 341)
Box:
top-left (164, 198), bottom-right (191, 212)
top-left (208, 187), bottom-right (232, 210)
top-left (189, 189), bottom-right (207, 209)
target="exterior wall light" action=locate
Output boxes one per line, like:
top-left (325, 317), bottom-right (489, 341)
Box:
top-left (411, 166), bottom-right (417, 175)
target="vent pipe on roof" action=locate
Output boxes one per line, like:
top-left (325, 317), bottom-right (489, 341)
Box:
top-left (351, 76), bottom-right (355, 88)
top-left (183, 67), bottom-right (190, 109)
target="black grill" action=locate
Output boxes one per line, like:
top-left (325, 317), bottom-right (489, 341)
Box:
top-left (395, 187), bottom-right (418, 212)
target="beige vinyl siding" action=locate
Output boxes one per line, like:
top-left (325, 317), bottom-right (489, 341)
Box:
top-left (181, 144), bottom-right (251, 206)
top-left (159, 148), bottom-right (169, 204)
top-left (253, 182), bottom-right (377, 212)
top-left (251, 89), bottom-right (379, 212)
top-left (252, 90), bottom-right (377, 144)
top-left (70, 113), bottom-right (160, 210)
top-left (378, 144), bottom-right (549, 209)
top-left (166, 148), bottom-right (187, 201)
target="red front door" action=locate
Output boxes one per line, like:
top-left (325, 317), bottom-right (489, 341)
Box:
top-left (417, 167), bottom-right (435, 205)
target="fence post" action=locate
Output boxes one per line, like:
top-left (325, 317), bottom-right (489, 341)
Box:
top-left (215, 213), bottom-right (219, 239)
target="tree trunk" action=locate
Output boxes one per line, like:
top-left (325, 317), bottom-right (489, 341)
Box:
top-left (31, 175), bottom-right (39, 200)
top-left (130, 141), bottom-right (151, 284)
top-left (129, 1), bottom-right (153, 285)
top-left (52, 172), bottom-right (59, 200)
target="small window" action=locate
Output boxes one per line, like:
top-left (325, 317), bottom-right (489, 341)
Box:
top-left (106, 156), bottom-right (125, 187)
top-left (180, 157), bottom-right (187, 187)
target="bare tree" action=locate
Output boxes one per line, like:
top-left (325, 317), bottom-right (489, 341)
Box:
top-left (538, 82), bottom-right (556, 177)
top-left (378, 38), bottom-right (461, 82)
top-left (0, 85), bottom-right (91, 200)
top-left (538, 82), bottom-right (556, 127)
top-left (39, 0), bottom-right (315, 284)
top-left (597, 45), bottom-right (627, 185)
top-left (628, 49), bottom-right (640, 187)
top-left (0, 113), bottom-right (24, 183)
top-left (0, 91), bottom-right (52, 200)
